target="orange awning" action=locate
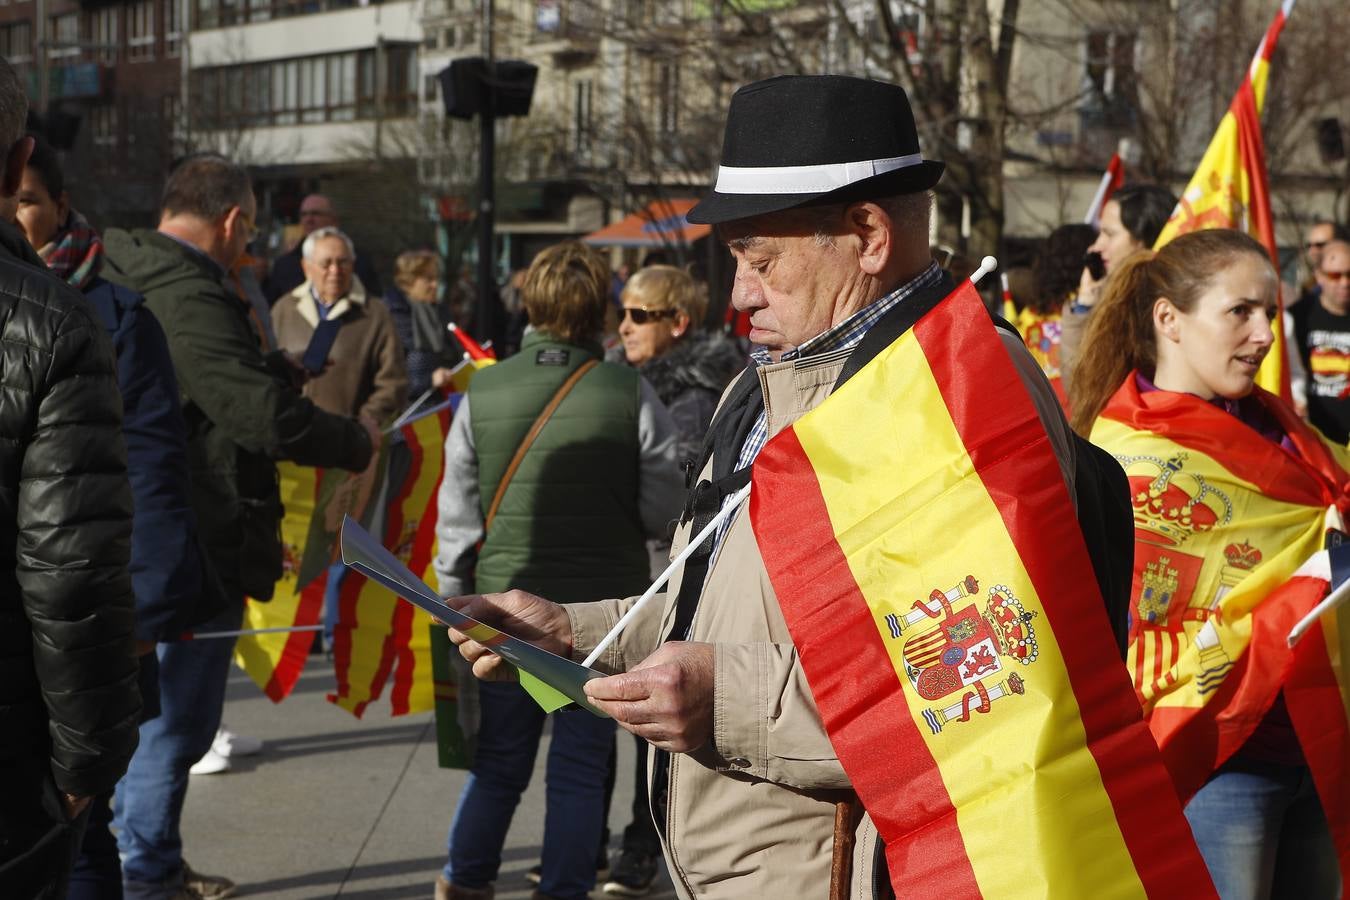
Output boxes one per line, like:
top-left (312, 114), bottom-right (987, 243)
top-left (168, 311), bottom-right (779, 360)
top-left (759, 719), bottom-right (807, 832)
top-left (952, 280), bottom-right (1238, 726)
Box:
top-left (582, 198), bottom-right (711, 248)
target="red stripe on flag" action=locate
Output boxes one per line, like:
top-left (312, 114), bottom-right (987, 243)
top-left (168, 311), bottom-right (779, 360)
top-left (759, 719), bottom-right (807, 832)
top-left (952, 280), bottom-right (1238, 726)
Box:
top-left (330, 563), bottom-right (369, 703)
top-left (261, 574), bottom-right (328, 701)
top-left (1285, 620), bottom-right (1350, 879)
top-left (389, 419), bottom-right (435, 715)
top-left (913, 285), bottom-right (1216, 895)
top-left (753, 428), bottom-right (981, 897)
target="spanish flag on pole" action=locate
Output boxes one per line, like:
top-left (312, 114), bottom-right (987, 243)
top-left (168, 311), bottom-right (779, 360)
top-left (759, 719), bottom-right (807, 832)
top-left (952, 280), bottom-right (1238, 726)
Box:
top-left (751, 282), bottom-right (1215, 897)
top-left (1153, 0), bottom-right (1295, 400)
top-left (1092, 378), bottom-right (1350, 876)
top-left (328, 405), bottom-right (452, 717)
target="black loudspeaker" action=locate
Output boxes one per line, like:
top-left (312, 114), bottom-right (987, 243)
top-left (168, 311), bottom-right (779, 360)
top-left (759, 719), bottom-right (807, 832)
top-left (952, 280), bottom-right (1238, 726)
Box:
top-left (1317, 118), bottom-right (1345, 165)
top-left (439, 58), bottom-right (538, 120)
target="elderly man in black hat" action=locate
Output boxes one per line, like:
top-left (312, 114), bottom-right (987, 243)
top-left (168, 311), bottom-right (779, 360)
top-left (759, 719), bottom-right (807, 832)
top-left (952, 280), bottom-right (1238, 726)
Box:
top-left (443, 75), bottom-right (1090, 900)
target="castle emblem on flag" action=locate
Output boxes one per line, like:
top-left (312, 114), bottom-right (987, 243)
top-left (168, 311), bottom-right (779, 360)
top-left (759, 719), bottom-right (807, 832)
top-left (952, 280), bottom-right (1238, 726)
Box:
top-left (882, 576), bottom-right (1039, 734)
top-left (281, 540), bottom-right (301, 580)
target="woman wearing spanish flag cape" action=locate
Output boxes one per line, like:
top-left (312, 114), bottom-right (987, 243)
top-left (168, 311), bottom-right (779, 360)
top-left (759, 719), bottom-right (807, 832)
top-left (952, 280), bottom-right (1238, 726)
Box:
top-left (1070, 228), bottom-right (1347, 899)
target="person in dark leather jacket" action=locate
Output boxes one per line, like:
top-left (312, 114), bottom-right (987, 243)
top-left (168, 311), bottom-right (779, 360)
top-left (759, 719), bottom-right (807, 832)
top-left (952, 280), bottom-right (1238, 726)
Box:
top-left (0, 61), bottom-right (142, 899)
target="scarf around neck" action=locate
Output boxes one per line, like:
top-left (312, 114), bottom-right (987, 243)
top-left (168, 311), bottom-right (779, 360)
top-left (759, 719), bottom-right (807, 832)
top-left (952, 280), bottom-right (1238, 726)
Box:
top-left (39, 210), bottom-right (103, 290)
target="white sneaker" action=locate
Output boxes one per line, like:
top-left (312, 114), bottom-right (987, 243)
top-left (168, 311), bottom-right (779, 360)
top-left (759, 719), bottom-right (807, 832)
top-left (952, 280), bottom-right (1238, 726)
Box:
top-left (189, 748), bottom-right (231, 775)
top-left (212, 727), bottom-right (263, 758)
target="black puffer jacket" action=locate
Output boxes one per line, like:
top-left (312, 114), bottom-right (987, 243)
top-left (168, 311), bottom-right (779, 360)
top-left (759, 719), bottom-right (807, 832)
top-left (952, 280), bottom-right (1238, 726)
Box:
top-left (638, 330), bottom-right (745, 467)
top-left (0, 220), bottom-right (140, 798)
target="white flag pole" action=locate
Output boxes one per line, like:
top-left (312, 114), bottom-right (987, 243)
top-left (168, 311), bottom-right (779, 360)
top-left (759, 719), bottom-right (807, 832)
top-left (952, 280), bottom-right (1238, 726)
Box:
top-left (1287, 575), bottom-right (1350, 647)
top-left (582, 484), bottom-right (752, 669)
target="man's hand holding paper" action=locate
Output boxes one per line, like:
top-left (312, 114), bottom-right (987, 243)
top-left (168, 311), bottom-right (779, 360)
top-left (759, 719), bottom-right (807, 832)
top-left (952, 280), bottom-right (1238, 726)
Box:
top-left (445, 589), bottom-right (573, 680)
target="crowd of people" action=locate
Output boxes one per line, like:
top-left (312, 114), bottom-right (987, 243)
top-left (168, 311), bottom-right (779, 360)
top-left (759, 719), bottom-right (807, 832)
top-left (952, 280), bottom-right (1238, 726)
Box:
top-left (0, 51), bottom-right (1344, 900)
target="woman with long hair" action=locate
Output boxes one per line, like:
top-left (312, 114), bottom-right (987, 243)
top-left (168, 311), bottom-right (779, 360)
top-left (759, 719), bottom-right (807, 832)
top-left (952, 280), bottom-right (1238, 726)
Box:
top-left (1070, 229), bottom-right (1345, 899)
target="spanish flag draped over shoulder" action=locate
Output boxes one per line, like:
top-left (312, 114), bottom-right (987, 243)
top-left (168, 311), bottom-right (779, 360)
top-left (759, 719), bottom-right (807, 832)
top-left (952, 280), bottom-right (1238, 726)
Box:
top-left (328, 405), bottom-right (452, 717)
top-left (751, 282), bottom-right (1214, 898)
top-left (1153, 0), bottom-right (1294, 400)
top-left (1092, 378), bottom-right (1350, 875)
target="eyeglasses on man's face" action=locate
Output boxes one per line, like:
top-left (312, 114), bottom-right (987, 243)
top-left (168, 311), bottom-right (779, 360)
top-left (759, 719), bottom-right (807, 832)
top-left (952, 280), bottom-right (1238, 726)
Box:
top-left (1320, 268), bottom-right (1350, 283)
top-left (620, 306), bottom-right (678, 325)
top-left (1307, 240), bottom-right (1330, 251)
top-left (315, 257), bottom-right (354, 271)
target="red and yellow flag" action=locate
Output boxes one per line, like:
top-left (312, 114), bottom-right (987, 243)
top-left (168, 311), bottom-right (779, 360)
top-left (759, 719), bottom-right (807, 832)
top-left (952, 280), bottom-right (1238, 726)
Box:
top-left (1092, 378), bottom-right (1350, 875)
top-left (328, 406), bottom-right (451, 717)
top-left (1013, 306), bottom-right (1068, 410)
top-left (234, 461), bottom-right (327, 700)
top-left (751, 282), bottom-right (1214, 897)
top-left (1153, 0), bottom-right (1293, 399)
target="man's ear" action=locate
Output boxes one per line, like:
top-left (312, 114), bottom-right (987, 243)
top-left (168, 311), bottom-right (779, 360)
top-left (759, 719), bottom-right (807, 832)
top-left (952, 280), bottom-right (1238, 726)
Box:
top-left (2, 136), bottom-right (34, 199)
top-left (847, 202), bottom-right (892, 276)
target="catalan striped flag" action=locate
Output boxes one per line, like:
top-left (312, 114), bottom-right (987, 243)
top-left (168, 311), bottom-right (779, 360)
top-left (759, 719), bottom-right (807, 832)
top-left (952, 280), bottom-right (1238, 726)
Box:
top-left (328, 405), bottom-right (452, 717)
top-left (750, 281), bottom-right (1215, 897)
top-left (1153, 0), bottom-right (1294, 400)
top-left (1091, 377), bottom-right (1350, 876)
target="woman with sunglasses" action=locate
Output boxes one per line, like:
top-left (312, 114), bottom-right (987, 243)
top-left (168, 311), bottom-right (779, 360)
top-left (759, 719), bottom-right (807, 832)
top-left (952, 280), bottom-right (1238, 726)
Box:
top-left (617, 265), bottom-right (744, 466)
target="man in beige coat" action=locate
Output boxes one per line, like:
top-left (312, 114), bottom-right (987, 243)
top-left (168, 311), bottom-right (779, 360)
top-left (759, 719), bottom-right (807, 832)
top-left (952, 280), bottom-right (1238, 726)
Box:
top-left (271, 225), bottom-right (407, 426)
top-left (445, 76), bottom-right (1080, 900)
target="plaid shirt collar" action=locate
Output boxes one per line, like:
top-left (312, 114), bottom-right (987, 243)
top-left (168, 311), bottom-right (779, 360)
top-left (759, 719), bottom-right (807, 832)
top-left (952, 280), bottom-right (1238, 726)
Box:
top-left (748, 262), bottom-right (944, 367)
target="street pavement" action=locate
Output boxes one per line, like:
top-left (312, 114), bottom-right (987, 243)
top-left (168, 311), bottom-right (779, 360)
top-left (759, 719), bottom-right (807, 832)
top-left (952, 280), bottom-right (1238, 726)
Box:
top-left (179, 658), bottom-right (678, 899)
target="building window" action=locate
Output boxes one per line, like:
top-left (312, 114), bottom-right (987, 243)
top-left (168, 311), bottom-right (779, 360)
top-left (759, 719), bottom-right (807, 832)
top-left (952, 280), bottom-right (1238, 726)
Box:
top-left (197, 48), bottom-right (418, 130)
top-left (47, 13), bottom-right (79, 60)
top-left (1081, 30), bottom-right (1138, 129)
top-left (165, 0), bottom-right (181, 57)
top-left (0, 21), bottom-right (32, 62)
top-left (129, 0), bottom-right (155, 62)
top-left (656, 61), bottom-right (678, 135)
top-left (572, 77), bottom-right (592, 156)
top-left (92, 103), bottom-right (118, 150)
top-left (86, 8), bottom-right (118, 64)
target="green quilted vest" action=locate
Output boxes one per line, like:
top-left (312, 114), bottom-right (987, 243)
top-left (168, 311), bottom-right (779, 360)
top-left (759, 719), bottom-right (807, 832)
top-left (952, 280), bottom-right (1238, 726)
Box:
top-left (470, 332), bottom-right (651, 603)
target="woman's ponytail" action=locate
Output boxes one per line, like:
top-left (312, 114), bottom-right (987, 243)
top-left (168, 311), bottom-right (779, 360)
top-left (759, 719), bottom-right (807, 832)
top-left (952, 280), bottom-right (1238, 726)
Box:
top-left (1068, 251), bottom-right (1158, 435)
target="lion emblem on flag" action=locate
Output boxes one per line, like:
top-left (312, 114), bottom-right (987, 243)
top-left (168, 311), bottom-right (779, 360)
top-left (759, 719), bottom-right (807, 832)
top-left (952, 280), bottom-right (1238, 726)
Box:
top-left (882, 575), bottom-right (1039, 734)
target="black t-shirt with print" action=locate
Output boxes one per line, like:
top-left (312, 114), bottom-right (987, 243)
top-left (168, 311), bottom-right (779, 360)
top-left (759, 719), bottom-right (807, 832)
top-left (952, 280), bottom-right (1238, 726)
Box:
top-left (1292, 296), bottom-right (1350, 444)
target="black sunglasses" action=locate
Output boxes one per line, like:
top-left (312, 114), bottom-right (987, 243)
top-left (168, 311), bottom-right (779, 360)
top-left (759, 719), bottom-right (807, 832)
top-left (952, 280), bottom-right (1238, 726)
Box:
top-left (620, 306), bottom-right (678, 325)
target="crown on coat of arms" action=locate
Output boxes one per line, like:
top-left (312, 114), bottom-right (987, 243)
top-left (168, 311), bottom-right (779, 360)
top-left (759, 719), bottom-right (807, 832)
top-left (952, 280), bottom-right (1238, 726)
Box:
top-left (1223, 541), bottom-right (1262, 571)
top-left (985, 586), bottom-right (1038, 665)
top-left (1124, 452), bottom-right (1233, 546)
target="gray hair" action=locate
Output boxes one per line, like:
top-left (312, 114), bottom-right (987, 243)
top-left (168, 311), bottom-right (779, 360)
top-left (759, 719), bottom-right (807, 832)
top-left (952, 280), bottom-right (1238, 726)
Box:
top-left (807, 192), bottom-right (933, 248)
top-left (301, 226), bottom-right (355, 261)
top-left (0, 58), bottom-right (28, 154)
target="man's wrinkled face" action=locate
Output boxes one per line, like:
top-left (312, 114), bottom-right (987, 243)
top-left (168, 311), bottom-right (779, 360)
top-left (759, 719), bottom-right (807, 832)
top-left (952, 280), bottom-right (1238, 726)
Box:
top-left (721, 211), bottom-right (858, 360)
top-left (303, 236), bottom-right (354, 304)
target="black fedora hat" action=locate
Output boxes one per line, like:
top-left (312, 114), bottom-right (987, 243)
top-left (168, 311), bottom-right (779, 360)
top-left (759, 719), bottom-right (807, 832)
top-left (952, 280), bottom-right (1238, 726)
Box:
top-left (686, 75), bottom-right (944, 226)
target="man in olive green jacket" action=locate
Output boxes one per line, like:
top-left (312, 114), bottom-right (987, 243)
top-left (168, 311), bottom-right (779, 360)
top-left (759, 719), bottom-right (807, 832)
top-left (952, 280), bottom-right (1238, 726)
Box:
top-left (102, 154), bottom-right (375, 900)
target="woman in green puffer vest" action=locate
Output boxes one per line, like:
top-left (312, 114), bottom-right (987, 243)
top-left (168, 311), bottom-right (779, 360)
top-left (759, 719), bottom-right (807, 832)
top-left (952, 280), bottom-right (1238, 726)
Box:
top-left (432, 241), bottom-right (683, 900)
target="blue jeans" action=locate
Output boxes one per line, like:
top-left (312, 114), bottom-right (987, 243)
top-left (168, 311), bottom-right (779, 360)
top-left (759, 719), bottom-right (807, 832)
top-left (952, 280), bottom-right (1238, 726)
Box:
top-left (443, 680), bottom-right (616, 900)
top-left (114, 604), bottom-right (241, 899)
top-left (323, 561), bottom-right (346, 646)
top-left (1185, 760), bottom-right (1341, 900)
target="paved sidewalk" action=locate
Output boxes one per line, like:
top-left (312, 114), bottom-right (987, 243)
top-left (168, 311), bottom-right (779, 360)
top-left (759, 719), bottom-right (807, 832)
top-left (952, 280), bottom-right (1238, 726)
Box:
top-left (179, 659), bottom-right (677, 899)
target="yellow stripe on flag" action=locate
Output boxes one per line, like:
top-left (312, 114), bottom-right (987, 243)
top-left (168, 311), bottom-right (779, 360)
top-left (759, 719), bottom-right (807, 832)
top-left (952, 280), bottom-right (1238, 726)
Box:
top-left (794, 335), bottom-right (1143, 895)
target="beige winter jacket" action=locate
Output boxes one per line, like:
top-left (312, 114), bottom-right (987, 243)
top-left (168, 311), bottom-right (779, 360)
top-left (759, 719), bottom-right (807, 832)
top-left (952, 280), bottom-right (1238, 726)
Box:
top-left (271, 278), bottom-right (408, 426)
top-left (567, 328), bottom-right (1076, 899)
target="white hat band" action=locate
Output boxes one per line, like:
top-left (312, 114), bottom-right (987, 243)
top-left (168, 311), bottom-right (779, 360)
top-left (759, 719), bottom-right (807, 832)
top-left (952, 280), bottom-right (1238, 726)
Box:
top-left (713, 154), bottom-right (925, 195)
